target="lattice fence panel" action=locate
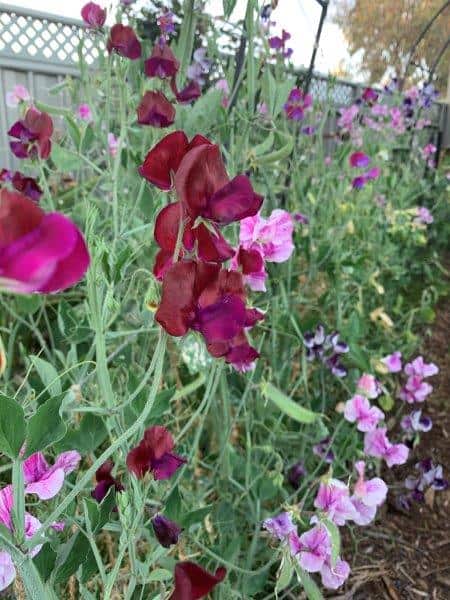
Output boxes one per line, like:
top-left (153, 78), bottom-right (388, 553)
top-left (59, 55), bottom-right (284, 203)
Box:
top-left (0, 7), bottom-right (103, 67)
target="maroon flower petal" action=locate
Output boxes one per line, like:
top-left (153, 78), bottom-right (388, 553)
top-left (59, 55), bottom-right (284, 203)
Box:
top-left (194, 224), bottom-right (234, 263)
top-left (139, 131), bottom-right (189, 190)
top-left (151, 452), bottom-right (186, 480)
top-left (205, 175), bottom-right (263, 225)
top-left (175, 80), bottom-right (202, 104)
top-left (145, 43), bottom-right (179, 79)
top-left (237, 246), bottom-right (264, 274)
top-left (143, 426), bottom-right (174, 460)
top-left (194, 295), bottom-right (247, 343)
top-left (153, 249), bottom-right (175, 281)
top-left (170, 561), bottom-right (226, 600)
top-left (154, 202), bottom-right (194, 253)
top-left (244, 308), bottom-right (265, 328)
top-left (155, 261), bottom-right (197, 336)
top-left (126, 442), bottom-right (151, 478)
top-left (81, 2), bottom-right (106, 28)
top-left (152, 515), bottom-right (182, 547)
top-left (107, 24), bottom-right (142, 60)
top-left (137, 91), bottom-right (175, 128)
top-left (175, 144), bottom-right (229, 220)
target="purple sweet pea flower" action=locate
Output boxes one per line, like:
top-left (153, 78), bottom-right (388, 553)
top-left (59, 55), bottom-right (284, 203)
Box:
top-left (268, 29), bottom-right (293, 58)
top-left (314, 479), bottom-right (358, 526)
top-left (287, 461), bottom-right (307, 489)
top-left (400, 410), bottom-right (432, 434)
top-left (126, 426), bottom-right (186, 480)
top-left (293, 212), bottom-right (309, 225)
top-left (284, 88), bottom-right (312, 121)
top-left (295, 524), bottom-right (331, 572)
top-left (361, 87), bottom-right (378, 104)
top-left (186, 48), bottom-right (211, 86)
top-left (151, 514), bottom-right (182, 548)
top-left (92, 460), bottom-right (124, 503)
top-left (364, 428), bottom-right (409, 467)
top-left (344, 395), bottom-right (384, 432)
top-left (381, 351), bottom-right (402, 373)
top-left (404, 459), bottom-right (448, 502)
top-left (157, 10), bottom-right (175, 36)
top-left (263, 511), bottom-right (296, 541)
top-left (349, 151), bottom-right (371, 168)
top-left (350, 461), bottom-right (387, 526)
top-left (404, 356), bottom-right (438, 378)
top-left (313, 437), bottom-right (335, 464)
top-left (320, 557), bottom-right (351, 589)
top-left (303, 325), bottom-right (348, 377)
top-left (23, 451), bottom-right (80, 500)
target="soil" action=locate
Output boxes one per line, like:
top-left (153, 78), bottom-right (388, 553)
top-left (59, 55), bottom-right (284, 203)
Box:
top-left (332, 297), bottom-right (450, 600)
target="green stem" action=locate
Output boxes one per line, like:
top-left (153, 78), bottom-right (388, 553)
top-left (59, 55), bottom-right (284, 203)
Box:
top-left (12, 459), bottom-right (25, 545)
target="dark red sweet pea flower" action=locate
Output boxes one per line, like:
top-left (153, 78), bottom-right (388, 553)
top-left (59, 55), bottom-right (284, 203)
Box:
top-left (170, 76), bottom-right (202, 104)
top-left (8, 107), bottom-right (53, 160)
top-left (137, 91), bottom-right (175, 128)
top-left (91, 460), bottom-right (123, 503)
top-left (236, 246), bottom-right (264, 275)
top-left (175, 144), bottom-right (263, 225)
top-left (126, 426), bottom-right (186, 480)
top-left (349, 151), bottom-right (370, 168)
top-left (362, 87), bottom-right (378, 104)
top-left (0, 189), bottom-right (90, 294)
top-left (170, 561), bottom-right (226, 600)
top-left (81, 2), bottom-right (106, 28)
top-left (151, 514), bottom-right (182, 548)
top-left (155, 260), bottom-right (262, 371)
top-left (0, 169), bottom-right (42, 202)
top-left (107, 24), bottom-right (142, 60)
top-left (139, 131), bottom-right (211, 190)
top-left (145, 41), bottom-right (179, 79)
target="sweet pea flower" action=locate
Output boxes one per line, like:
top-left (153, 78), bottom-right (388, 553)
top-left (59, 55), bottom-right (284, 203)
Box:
top-left (152, 514), bottom-right (182, 548)
top-left (92, 460), bottom-right (124, 503)
top-left (170, 561), bottom-right (226, 599)
top-left (8, 107), bottom-right (53, 160)
top-left (187, 48), bottom-right (211, 86)
top-left (215, 78), bottom-right (230, 107)
top-left (23, 451), bottom-right (80, 500)
top-left (171, 78), bottom-right (202, 104)
top-left (287, 461), bottom-right (307, 489)
top-left (137, 91), bottom-right (175, 128)
top-left (268, 29), bottom-right (292, 58)
top-left (304, 325), bottom-right (348, 377)
top-left (0, 486), bottom-right (43, 592)
top-left (399, 375), bottom-right (433, 403)
top-left (145, 41), bottom-right (179, 79)
top-left (404, 459), bottom-right (448, 502)
top-left (126, 425), bottom-right (186, 480)
top-left (381, 351), bottom-right (402, 373)
top-left (364, 428), bottom-right (409, 467)
top-left (312, 437), bottom-right (335, 463)
top-left (284, 88), bottom-right (312, 121)
top-left (76, 103), bottom-right (93, 122)
top-left (361, 87), bottom-right (378, 104)
top-left (0, 189), bottom-right (90, 294)
top-left (414, 206), bottom-right (433, 225)
top-left (5, 84), bottom-right (30, 108)
top-left (349, 151), bottom-right (370, 168)
top-left (350, 461), bottom-right (387, 526)
top-left (422, 143), bottom-right (436, 158)
top-left (107, 132), bottom-right (119, 157)
top-left (357, 374), bottom-right (381, 399)
top-left (337, 104), bottom-right (359, 130)
top-left (400, 410), bottom-right (432, 435)
top-left (404, 356), bottom-right (438, 378)
top-left (107, 24), bottom-right (141, 60)
top-left (293, 212), bottom-right (309, 225)
top-left (390, 107), bottom-right (405, 134)
top-left (314, 479), bottom-right (358, 526)
top-left (320, 558), bottom-right (351, 589)
top-left (293, 524), bottom-right (331, 572)
top-left (344, 394), bottom-right (384, 432)
top-left (0, 169), bottom-right (42, 202)
top-left (157, 10), bottom-right (175, 36)
top-left (81, 2), bottom-right (106, 28)
top-left (263, 511), bottom-right (296, 541)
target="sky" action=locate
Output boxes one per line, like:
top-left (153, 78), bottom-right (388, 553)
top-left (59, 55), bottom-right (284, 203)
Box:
top-left (5, 0), bottom-right (356, 78)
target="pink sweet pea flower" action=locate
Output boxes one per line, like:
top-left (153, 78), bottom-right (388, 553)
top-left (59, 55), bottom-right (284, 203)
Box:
top-left (414, 207), bottom-right (433, 225)
top-left (399, 375), bottom-right (433, 403)
top-left (107, 133), bottom-right (119, 157)
top-left (357, 374), bottom-right (381, 399)
top-left (77, 103), bottom-right (93, 122)
top-left (404, 356), bottom-right (438, 378)
top-left (23, 451), bottom-right (80, 500)
top-left (295, 524), bottom-right (331, 572)
top-left (337, 104), bottom-right (359, 129)
top-left (320, 558), bottom-right (351, 589)
top-left (422, 143), bottom-right (436, 159)
top-left (364, 428), bottom-right (409, 467)
top-left (5, 84), bottom-right (31, 108)
top-left (351, 461), bottom-right (387, 525)
top-left (381, 351), bottom-right (402, 373)
top-left (344, 394), bottom-right (384, 432)
top-left (314, 479), bottom-right (358, 526)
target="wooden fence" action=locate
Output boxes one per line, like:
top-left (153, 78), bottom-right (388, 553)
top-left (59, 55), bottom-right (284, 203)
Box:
top-left (0, 2), bottom-right (448, 171)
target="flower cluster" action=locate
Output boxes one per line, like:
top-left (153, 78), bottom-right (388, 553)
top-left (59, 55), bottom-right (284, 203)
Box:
top-left (284, 88), bottom-right (312, 121)
top-left (399, 355), bottom-right (438, 404)
top-left (399, 459), bottom-right (448, 510)
top-left (268, 29), bottom-right (293, 58)
top-left (303, 324), bottom-right (349, 377)
top-left (349, 151), bottom-right (381, 189)
top-left (0, 169), bottom-right (42, 201)
top-left (140, 130), bottom-right (264, 371)
top-left (0, 450), bottom-right (80, 591)
top-left (8, 106), bottom-right (53, 160)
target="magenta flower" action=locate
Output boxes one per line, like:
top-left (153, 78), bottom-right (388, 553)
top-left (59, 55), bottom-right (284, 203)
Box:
top-left (399, 375), bottom-right (433, 403)
top-left (268, 29), bottom-right (293, 58)
top-left (344, 394), bottom-right (384, 432)
top-left (126, 426), bottom-right (186, 480)
top-left (356, 374), bottom-right (381, 399)
top-left (145, 41), bottom-right (180, 79)
top-left (8, 107), bottom-right (53, 160)
top-left (152, 514), bottom-right (182, 548)
top-left (263, 511), bottom-right (296, 541)
top-left (350, 461), bottom-right (387, 526)
top-left (381, 351), bottom-right (402, 373)
top-left (320, 558), bottom-right (351, 589)
top-left (5, 84), bottom-right (30, 108)
top-left (287, 461), bottom-right (307, 489)
top-left (107, 24), bottom-right (142, 60)
top-left (422, 143), bottom-right (436, 158)
top-left (364, 428), bottom-right (409, 467)
top-left (23, 451), bottom-right (80, 500)
top-left (337, 104), bottom-right (359, 130)
top-left (404, 356), bottom-right (438, 378)
top-left (295, 524), bottom-right (331, 572)
top-left (76, 103), bottom-right (93, 122)
top-left (0, 189), bottom-right (90, 294)
top-left (349, 151), bottom-right (370, 168)
top-left (81, 2), bottom-right (106, 28)
top-left (361, 87), bottom-right (378, 104)
top-left (157, 10), bottom-right (175, 36)
top-left (92, 460), bottom-right (124, 503)
top-left (314, 479), bottom-right (357, 526)
top-left (284, 88), bottom-right (312, 121)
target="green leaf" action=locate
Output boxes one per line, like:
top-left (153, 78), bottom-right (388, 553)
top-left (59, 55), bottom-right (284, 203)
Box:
top-left (323, 519), bottom-right (340, 566)
top-left (53, 531), bottom-right (90, 584)
top-left (296, 566), bottom-right (324, 600)
top-left (223, 0), bottom-right (238, 18)
top-left (51, 143), bottom-right (83, 172)
top-left (276, 557), bottom-right (294, 592)
top-left (180, 505), bottom-right (212, 528)
top-left (262, 382), bottom-right (318, 424)
top-left (64, 115), bottom-right (81, 149)
top-left (84, 488), bottom-right (115, 533)
top-left (147, 568), bottom-right (172, 583)
top-left (29, 356), bottom-right (62, 396)
top-left (56, 413), bottom-right (108, 454)
top-left (33, 544), bottom-right (57, 582)
top-left (0, 394), bottom-right (26, 459)
top-left (164, 486), bottom-right (183, 522)
top-left (25, 396), bottom-right (67, 457)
